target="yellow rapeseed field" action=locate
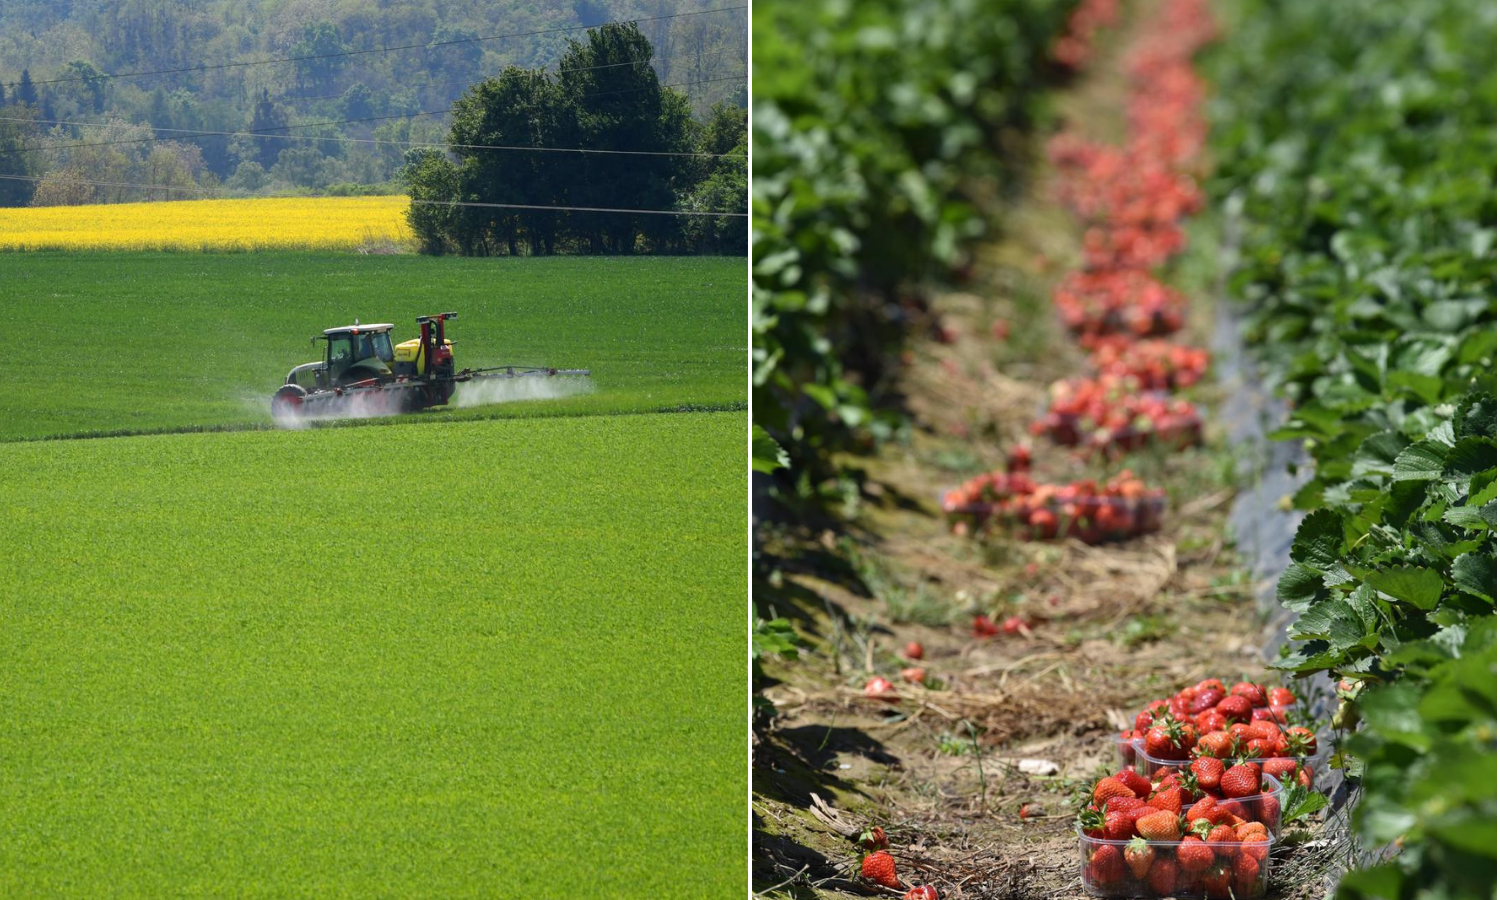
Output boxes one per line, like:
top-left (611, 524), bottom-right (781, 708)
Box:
top-left (0, 196), bottom-right (413, 251)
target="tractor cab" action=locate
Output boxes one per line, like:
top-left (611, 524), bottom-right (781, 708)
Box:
top-left (320, 323), bottom-right (396, 386)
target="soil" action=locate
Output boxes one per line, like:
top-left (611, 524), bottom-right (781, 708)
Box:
top-left (752, 6), bottom-right (1334, 899)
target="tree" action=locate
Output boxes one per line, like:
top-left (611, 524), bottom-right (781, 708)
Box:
top-left (15, 70), bottom-right (37, 107)
top-left (400, 148), bottom-right (460, 255)
top-left (340, 82), bottom-right (374, 120)
top-left (248, 88), bottom-right (288, 168)
top-left (61, 61), bottom-right (107, 113)
top-left (292, 21), bottom-right (349, 93)
top-left (0, 105), bottom-right (41, 206)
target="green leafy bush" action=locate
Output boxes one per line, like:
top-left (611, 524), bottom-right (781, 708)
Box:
top-left (1204, 1), bottom-right (1497, 896)
top-left (751, 0), bottom-right (1070, 507)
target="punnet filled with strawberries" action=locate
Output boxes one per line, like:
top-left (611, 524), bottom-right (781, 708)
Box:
top-left (941, 469), bottom-right (1166, 543)
top-left (1031, 375), bottom-right (1202, 456)
top-left (1087, 338), bottom-right (1209, 391)
top-left (1079, 766), bottom-right (1277, 897)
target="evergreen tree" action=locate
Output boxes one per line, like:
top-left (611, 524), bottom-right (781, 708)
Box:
top-left (248, 89), bottom-right (288, 169)
top-left (15, 69), bottom-right (38, 107)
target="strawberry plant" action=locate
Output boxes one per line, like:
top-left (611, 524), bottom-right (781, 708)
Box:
top-left (1205, 0), bottom-right (1497, 895)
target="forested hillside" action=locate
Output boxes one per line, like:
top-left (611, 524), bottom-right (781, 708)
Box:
top-left (0, 0), bottom-right (745, 204)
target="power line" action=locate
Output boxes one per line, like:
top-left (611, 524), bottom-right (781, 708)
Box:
top-left (0, 5), bottom-right (747, 90)
top-left (0, 173), bottom-right (746, 216)
top-left (2, 75), bottom-right (748, 158)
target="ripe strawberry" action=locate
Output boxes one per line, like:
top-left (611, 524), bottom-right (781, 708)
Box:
top-left (1255, 792), bottom-right (1281, 827)
top-left (903, 642), bottom-right (925, 660)
top-left (1177, 835), bottom-right (1214, 873)
top-left (1135, 701), bottom-right (1168, 733)
top-left (1203, 861), bottom-right (1232, 897)
top-left (1238, 832), bottom-right (1271, 863)
top-left (1220, 763), bottom-right (1262, 799)
top-left (1124, 837), bottom-right (1155, 879)
top-left (1215, 695), bottom-right (1252, 723)
top-left (1245, 737), bottom-right (1275, 759)
top-left (1114, 769), bottom-right (1152, 799)
top-left (904, 886), bottom-right (939, 900)
top-left (1195, 679), bottom-right (1226, 695)
top-left (1190, 756), bottom-right (1224, 792)
top-left (1285, 726), bottom-right (1318, 756)
top-left (1234, 822), bottom-right (1268, 842)
top-left (1094, 777), bottom-right (1136, 806)
top-left (1195, 709), bottom-right (1227, 735)
top-left (1001, 615), bottom-right (1027, 636)
top-left (1189, 688), bottom-right (1225, 714)
top-left (1231, 682), bottom-right (1267, 708)
top-left (900, 667), bottom-right (927, 684)
top-left (1185, 796), bottom-right (1225, 827)
top-left (1206, 824), bottom-right (1239, 853)
top-left (860, 827), bottom-right (888, 850)
top-left (1232, 852), bottom-right (1262, 893)
top-left (1146, 788), bottom-right (1183, 814)
top-left (1267, 686), bottom-right (1296, 707)
top-left (972, 615), bottom-right (1001, 638)
top-left (861, 850), bottom-right (900, 889)
top-left (1248, 720), bottom-right (1282, 741)
top-left (1145, 719), bottom-right (1190, 760)
top-left (1018, 802), bottom-right (1039, 819)
top-left (1262, 757), bottom-right (1298, 783)
top-left (1147, 857), bottom-right (1179, 895)
top-left (1090, 844), bottom-right (1126, 884)
top-left (1105, 795), bottom-right (1145, 813)
top-left (1197, 730), bottom-right (1233, 759)
top-left (864, 677), bottom-right (897, 701)
top-left (1135, 809), bottom-right (1180, 841)
top-left (1297, 765), bottom-right (1314, 790)
top-left (1251, 706), bottom-right (1283, 724)
top-left (1079, 807), bottom-right (1105, 839)
top-left (1104, 809), bottom-right (1134, 841)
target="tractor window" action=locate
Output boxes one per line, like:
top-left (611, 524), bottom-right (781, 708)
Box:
top-left (370, 333), bottom-right (394, 362)
top-left (327, 335), bottom-right (353, 366)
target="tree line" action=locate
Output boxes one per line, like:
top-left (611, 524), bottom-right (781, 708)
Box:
top-left (402, 23), bottom-right (746, 256)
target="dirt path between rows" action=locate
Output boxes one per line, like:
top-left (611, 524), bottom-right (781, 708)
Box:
top-left (751, 6), bottom-right (1332, 899)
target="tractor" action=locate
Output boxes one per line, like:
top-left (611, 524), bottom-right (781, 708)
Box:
top-left (271, 312), bottom-right (588, 419)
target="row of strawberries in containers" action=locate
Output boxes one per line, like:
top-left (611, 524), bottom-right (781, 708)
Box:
top-left (1080, 678), bottom-right (1324, 897)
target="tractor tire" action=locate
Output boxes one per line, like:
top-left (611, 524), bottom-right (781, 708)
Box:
top-left (272, 383), bottom-right (308, 419)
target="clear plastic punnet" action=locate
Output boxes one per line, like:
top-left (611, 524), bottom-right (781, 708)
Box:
top-left (1079, 829), bottom-right (1273, 898)
top-left (1127, 759), bottom-right (1301, 837)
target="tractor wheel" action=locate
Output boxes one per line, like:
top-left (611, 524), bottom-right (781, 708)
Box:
top-left (272, 384), bottom-right (308, 419)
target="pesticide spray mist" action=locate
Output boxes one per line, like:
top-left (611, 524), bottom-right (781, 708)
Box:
top-left (450, 374), bottom-right (595, 408)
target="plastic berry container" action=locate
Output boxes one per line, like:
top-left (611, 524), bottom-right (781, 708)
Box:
top-left (1079, 829), bottom-right (1273, 898)
top-left (1127, 764), bottom-right (1293, 837)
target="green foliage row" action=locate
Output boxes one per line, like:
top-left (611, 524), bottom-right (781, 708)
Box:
top-left (751, 0), bottom-right (1070, 507)
top-left (1203, 1), bottom-right (1497, 896)
top-left (0, 411), bottom-right (746, 897)
top-left (402, 23), bottom-right (746, 257)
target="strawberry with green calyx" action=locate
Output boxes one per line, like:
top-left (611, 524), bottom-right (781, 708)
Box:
top-left (859, 826), bottom-right (889, 850)
top-left (1093, 776), bottom-right (1136, 806)
top-left (1262, 757), bottom-right (1298, 783)
top-left (1284, 725), bottom-right (1318, 756)
top-left (1230, 682), bottom-right (1267, 708)
top-left (1206, 824), bottom-right (1239, 855)
top-left (1103, 809), bottom-right (1133, 841)
top-left (1196, 730), bottom-right (1233, 759)
top-left (1190, 754), bottom-right (1224, 792)
top-left (1124, 837), bottom-right (1155, 879)
top-left (1114, 768), bottom-right (1152, 799)
top-left (1089, 844), bottom-right (1126, 884)
top-left (861, 850), bottom-right (901, 889)
top-left (1078, 806), bottom-right (1106, 839)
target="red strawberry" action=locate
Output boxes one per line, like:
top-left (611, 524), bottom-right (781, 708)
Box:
top-left (1268, 686), bottom-right (1296, 707)
top-left (1197, 730), bottom-right (1233, 759)
top-left (1185, 796), bottom-right (1223, 827)
top-left (1079, 807), bottom-right (1105, 839)
top-left (1094, 777), bottom-right (1136, 806)
top-left (904, 887), bottom-right (939, 900)
top-left (1147, 857), bottom-right (1179, 895)
top-left (1245, 737), bottom-right (1275, 759)
top-left (861, 850), bottom-right (900, 889)
top-left (1135, 809), bottom-right (1180, 841)
top-left (1191, 756), bottom-right (1224, 791)
top-left (1231, 682), bottom-right (1268, 708)
top-left (1297, 765), bottom-right (1314, 790)
top-left (903, 642), bottom-right (925, 660)
top-left (864, 677), bottom-right (897, 700)
top-left (1177, 836), bottom-right (1214, 873)
top-left (1203, 861), bottom-right (1232, 897)
top-left (1104, 810), bottom-right (1134, 841)
top-left (1189, 688), bottom-right (1225, 714)
top-left (1195, 679), bottom-right (1227, 695)
top-left (1262, 757), bottom-right (1298, 783)
top-left (1135, 701), bottom-right (1168, 733)
top-left (1238, 832), bottom-right (1271, 863)
top-left (1105, 796), bottom-right (1145, 813)
top-left (1251, 706), bottom-right (1282, 724)
top-left (1090, 844), bottom-right (1126, 884)
top-left (900, 667), bottom-right (927, 684)
top-left (972, 615), bottom-right (1001, 638)
top-left (1206, 824), bottom-right (1239, 853)
top-left (1124, 837), bottom-right (1155, 879)
top-left (1146, 787), bottom-right (1183, 814)
top-left (1255, 791), bottom-right (1281, 827)
top-left (1285, 726), bottom-right (1318, 756)
top-left (1195, 710), bottom-right (1228, 734)
top-left (1232, 852), bottom-right (1262, 893)
top-left (860, 826), bottom-right (888, 850)
top-left (1115, 769), bottom-right (1152, 799)
top-left (1215, 695), bottom-right (1252, 723)
top-left (1220, 763), bottom-right (1262, 799)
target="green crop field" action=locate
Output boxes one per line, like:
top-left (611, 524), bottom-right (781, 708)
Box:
top-left (0, 252), bottom-right (745, 442)
top-left (0, 411), bottom-right (745, 897)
